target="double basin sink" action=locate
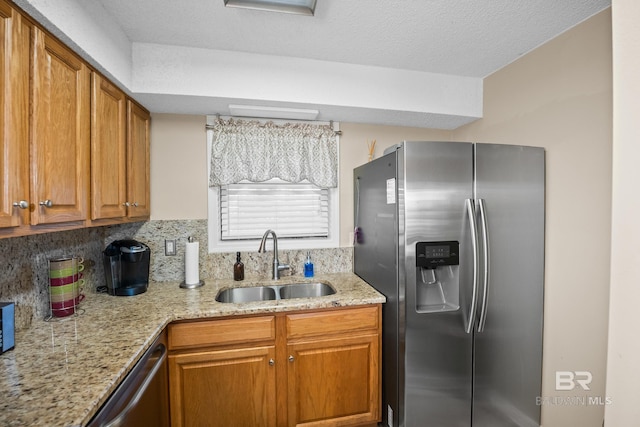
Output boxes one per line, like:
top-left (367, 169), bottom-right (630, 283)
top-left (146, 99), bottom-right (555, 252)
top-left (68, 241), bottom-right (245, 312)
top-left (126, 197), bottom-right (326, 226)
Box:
top-left (216, 281), bottom-right (335, 303)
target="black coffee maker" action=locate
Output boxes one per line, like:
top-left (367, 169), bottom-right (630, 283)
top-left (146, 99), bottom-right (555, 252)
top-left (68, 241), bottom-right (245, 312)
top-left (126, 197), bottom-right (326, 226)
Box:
top-left (103, 239), bottom-right (150, 296)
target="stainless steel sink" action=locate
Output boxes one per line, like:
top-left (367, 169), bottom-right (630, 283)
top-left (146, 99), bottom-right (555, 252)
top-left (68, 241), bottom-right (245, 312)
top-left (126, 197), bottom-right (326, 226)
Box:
top-left (215, 286), bottom-right (276, 303)
top-left (215, 281), bottom-right (336, 303)
top-left (279, 282), bottom-right (335, 299)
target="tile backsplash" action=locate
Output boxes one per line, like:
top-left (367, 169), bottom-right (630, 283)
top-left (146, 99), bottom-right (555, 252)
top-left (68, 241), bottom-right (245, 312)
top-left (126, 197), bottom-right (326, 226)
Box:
top-left (0, 220), bottom-right (353, 330)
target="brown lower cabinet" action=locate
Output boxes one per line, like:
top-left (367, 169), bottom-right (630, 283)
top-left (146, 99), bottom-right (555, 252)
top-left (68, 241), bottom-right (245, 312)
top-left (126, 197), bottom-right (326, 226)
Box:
top-left (168, 305), bottom-right (381, 427)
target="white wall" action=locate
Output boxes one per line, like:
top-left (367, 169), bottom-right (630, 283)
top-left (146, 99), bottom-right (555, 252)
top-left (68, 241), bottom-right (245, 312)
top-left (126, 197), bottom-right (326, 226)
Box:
top-left (133, 43), bottom-right (482, 116)
top-left (604, 0), bottom-right (640, 424)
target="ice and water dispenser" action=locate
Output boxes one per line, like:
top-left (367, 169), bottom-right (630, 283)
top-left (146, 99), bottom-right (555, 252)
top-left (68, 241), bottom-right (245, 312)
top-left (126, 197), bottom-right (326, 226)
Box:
top-left (415, 241), bottom-right (460, 313)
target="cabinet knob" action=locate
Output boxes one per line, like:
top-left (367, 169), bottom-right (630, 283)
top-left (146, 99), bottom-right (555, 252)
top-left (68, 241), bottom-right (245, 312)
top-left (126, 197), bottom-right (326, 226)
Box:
top-left (132, 202), bottom-right (139, 207)
top-left (269, 359), bottom-right (275, 366)
top-left (123, 202), bottom-right (130, 207)
top-left (13, 200), bottom-right (29, 209)
top-left (288, 355), bottom-right (294, 363)
top-left (39, 200), bottom-right (53, 208)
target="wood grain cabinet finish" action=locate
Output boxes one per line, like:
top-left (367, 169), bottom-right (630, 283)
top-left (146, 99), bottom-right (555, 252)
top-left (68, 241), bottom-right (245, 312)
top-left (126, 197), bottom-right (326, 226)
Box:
top-left (126, 100), bottom-right (151, 219)
top-left (286, 334), bottom-right (379, 427)
top-left (169, 346), bottom-right (278, 427)
top-left (168, 315), bottom-right (278, 427)
top-left (90, 73), bottom-right (127, 220)
top-left (90, 75), bottom-right (151, 221)
top-left (0, 2), bottom-right (150, 237)
top-left (0, 0), bottom-right (30, 229)
top-left (167, 306), bottom-right (381, 427)
top-left (285, 307), bottom-right (380, 427)
top-left (30, 27), bottom-right (90, 225)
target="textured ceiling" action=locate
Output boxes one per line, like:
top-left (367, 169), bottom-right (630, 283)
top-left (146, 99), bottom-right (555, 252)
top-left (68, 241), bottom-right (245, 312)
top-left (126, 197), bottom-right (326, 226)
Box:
top-left (95, 0), bottom-right (610, 78)
top-left (18, 0), bottom-right (608, 127)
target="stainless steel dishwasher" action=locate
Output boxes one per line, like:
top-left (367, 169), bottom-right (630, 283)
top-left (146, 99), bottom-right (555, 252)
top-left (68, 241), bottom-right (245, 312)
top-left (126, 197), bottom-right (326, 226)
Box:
top-left (87, 330), bottom-right (169, 427)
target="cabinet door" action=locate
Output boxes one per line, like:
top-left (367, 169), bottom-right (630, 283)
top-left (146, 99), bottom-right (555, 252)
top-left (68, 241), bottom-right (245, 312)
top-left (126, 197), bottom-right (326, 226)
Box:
top-left (90, 73), bottom-right (127, 220)
top-left (31, 28), bottom-right (90, 225)
top-left (126, 101), bottom-right (150, 218)
top-left (169, 346), bottom-right (277, 427)
top-left (0, 1), bottom-right (29, 229)
top-left (287, 333), bottom-right (380, 427)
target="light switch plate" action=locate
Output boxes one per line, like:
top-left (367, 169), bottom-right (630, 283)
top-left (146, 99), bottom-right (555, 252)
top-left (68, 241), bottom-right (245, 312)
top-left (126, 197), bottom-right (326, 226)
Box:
top-left (165, 239), bottom-right (177, 256)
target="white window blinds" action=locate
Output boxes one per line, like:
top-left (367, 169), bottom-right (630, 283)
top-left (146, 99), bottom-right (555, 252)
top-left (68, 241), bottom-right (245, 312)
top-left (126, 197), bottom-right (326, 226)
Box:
top-left (220, 181), bottom-right (329, 240)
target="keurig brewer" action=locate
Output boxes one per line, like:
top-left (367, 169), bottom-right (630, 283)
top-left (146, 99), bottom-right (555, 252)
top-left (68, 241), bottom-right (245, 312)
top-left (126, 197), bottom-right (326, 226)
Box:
top-left (103, 239), bottom-right (150, 296)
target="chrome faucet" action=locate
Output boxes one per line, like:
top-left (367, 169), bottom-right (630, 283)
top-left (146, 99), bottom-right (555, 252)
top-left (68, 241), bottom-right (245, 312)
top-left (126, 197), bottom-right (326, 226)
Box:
top-left (258, 229), bottom-right (290, 280)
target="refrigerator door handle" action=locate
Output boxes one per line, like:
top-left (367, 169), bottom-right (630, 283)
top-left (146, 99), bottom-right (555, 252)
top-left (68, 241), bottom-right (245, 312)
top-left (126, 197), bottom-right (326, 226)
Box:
top-left (477, 198), bottom-right (490, 332)
top-left (465, 199), bottom-right (480, 334)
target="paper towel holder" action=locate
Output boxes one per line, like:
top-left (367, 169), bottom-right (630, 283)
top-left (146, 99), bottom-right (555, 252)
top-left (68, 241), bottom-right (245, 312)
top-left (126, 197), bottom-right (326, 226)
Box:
top-left (180, 280), bottom-right (204, 289)
top-left (180, 236), bottom-right (205, 289)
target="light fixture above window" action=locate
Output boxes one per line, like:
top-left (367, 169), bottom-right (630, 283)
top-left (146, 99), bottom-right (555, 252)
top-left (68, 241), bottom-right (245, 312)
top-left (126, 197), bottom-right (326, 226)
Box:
top-left (228, 104), bottom-right (319, 120)
top-left (223, 0), bottom-right (316, 16)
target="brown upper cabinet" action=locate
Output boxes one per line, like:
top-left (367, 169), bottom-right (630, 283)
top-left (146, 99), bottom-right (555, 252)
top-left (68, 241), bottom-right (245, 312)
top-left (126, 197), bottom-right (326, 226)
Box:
top-left (31, 27), bottom-right (90, 225)
top-left (0, 0), bottom-right (30, 229)
top-left (126, 100), bottom-right (151, 219)
top-left (91, 73), bottom-right (127, 220)
top-left (90, 74), bottom-right (151, 221)
top-left (0, 0), bottom-right (150, 238)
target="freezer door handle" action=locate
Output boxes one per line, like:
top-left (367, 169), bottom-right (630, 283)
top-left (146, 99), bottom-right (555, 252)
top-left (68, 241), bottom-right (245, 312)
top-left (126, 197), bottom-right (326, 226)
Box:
top-left (477, 198), bottom-right (490, 332)
top-left (465, 199), bottom-right (480, 334)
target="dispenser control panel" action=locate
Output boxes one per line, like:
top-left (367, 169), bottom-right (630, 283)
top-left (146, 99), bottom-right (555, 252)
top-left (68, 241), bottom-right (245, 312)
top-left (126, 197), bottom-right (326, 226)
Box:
top-left (416, 241), bottom-right (459, 269)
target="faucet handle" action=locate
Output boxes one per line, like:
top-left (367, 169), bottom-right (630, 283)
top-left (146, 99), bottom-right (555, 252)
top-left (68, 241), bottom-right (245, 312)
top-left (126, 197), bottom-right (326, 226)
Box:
top-left (278, 253), bottom-right (291, 271)
top-left (278, 253), bottom-right (290, 274)
top-left (278, 263), bottom-right (290, 272)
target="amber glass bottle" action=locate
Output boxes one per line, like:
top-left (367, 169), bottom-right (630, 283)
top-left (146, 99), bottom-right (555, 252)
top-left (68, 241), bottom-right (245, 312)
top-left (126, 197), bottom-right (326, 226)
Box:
top-left (233, 252), bottom-right (245, 281)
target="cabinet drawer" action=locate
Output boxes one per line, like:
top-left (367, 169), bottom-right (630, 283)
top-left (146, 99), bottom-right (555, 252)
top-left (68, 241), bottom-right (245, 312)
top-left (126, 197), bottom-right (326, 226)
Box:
top-left (168, 316), bottom-right (275, 350)
top-left (286, 306), bottom-right (380, 340)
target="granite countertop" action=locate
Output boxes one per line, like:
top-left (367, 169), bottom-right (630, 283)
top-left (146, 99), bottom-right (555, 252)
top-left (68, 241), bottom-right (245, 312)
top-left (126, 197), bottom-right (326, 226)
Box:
top-left (0, 273), bottom-right (385, 427)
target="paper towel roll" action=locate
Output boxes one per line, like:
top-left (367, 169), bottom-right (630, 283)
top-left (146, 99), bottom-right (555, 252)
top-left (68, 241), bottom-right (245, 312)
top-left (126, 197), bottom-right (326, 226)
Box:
top-left (185, 240), bottom-right (200, 285)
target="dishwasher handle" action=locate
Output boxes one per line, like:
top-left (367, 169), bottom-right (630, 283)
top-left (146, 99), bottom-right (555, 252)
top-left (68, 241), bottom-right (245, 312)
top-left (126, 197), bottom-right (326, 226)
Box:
top-left (104, 343), bottom-right (167, 427)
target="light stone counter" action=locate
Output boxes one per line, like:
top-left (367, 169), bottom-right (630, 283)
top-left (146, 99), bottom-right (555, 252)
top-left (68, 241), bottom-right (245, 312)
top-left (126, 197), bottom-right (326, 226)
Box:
top-left (0, 273), bottom-right (385, 427)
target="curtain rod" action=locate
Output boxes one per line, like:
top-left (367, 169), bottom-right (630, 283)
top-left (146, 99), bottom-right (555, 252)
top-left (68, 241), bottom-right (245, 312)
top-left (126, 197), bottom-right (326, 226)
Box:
top-left (205, 116), bottom-right (342, 135)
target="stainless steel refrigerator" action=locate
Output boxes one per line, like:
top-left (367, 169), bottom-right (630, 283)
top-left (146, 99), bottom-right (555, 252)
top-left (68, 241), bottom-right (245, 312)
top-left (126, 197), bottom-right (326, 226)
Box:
top-left (353, 141), bottom-right (544, 427)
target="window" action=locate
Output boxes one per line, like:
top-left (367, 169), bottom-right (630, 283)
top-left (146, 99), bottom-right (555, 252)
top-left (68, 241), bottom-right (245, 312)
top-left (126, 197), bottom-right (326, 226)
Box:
top-left (208, 182), bottom-right (339, 252)
top-left (220, 180), bottom-right (329, 240)
top-left (207, 117), bottom-right (339, 253)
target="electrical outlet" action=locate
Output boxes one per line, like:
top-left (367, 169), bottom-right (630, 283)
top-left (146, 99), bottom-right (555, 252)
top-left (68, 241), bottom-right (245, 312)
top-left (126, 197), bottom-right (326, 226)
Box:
top-left (165, 239), bottom-right (177, 256)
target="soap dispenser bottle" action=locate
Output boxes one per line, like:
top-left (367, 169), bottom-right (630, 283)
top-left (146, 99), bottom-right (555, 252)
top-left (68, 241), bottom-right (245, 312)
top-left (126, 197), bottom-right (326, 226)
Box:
top-left (234, 252), bottom-right (245, 281)
top-left (304, 251), bottom-right (314, 278)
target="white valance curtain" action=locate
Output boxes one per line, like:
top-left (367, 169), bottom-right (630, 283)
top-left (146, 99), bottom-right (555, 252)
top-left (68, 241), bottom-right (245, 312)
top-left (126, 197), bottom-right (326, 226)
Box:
top-left (208, 118), bottom-right (338, 188)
